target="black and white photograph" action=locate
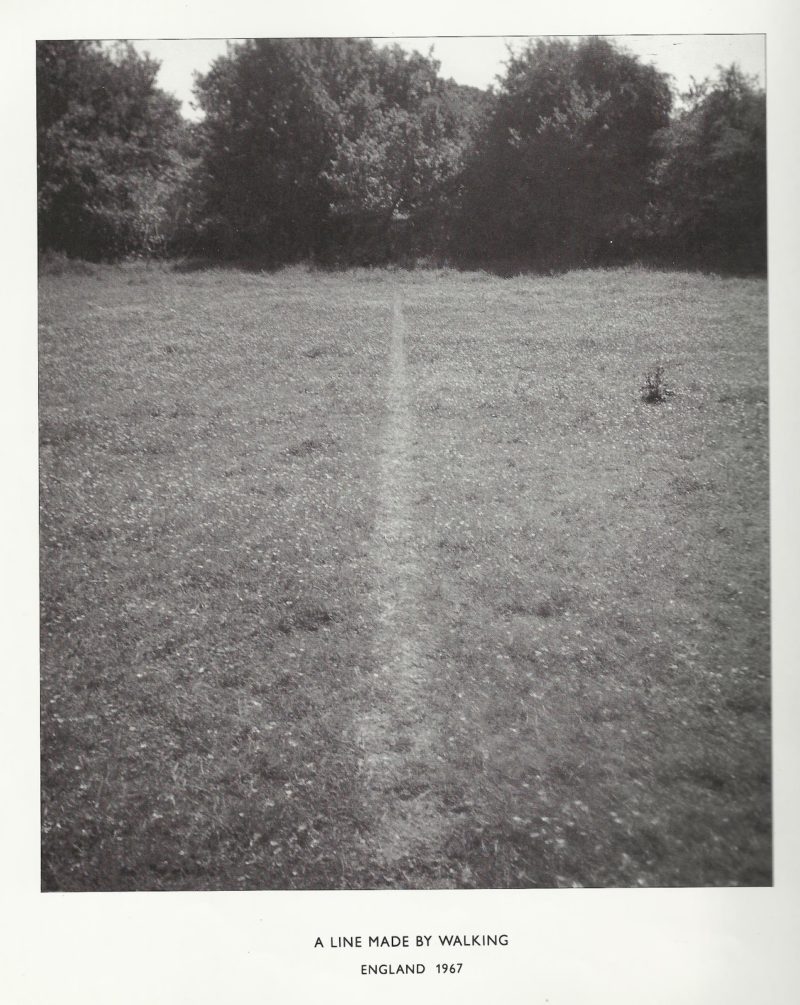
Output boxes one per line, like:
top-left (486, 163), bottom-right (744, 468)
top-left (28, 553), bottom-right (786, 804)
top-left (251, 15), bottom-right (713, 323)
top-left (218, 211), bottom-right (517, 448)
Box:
top-left (6, 3), bottom-right (800, 1001)
top-left (36, 31), bottom-right (773, 895)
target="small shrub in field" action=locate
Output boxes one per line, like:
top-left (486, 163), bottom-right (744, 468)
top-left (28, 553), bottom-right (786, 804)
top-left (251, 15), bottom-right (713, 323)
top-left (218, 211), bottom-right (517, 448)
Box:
top-left (641, 363), bottom-right (673, 403)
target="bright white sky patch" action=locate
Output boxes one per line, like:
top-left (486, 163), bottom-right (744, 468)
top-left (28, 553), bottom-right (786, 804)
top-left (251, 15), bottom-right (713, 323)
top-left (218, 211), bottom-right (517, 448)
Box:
top-left (129, 35), bottom-right (765, 121)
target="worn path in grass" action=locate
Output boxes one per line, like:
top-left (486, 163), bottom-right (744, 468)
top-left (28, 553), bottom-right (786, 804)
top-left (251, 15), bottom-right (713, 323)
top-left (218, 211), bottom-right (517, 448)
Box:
top-left (356, 292), bottom-right (454, 886)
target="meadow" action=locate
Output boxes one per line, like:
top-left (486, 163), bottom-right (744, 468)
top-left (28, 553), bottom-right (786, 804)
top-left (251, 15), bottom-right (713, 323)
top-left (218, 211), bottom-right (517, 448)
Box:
top-left (39, 262), bottom-right (770, 890)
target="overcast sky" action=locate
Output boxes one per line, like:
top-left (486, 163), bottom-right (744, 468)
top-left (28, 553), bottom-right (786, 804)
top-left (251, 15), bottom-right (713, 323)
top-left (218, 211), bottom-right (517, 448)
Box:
top-left (129, 35), bottom-right (766, 120)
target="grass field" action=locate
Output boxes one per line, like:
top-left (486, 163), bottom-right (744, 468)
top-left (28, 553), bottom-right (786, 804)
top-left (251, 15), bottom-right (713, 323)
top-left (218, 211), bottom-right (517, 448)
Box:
top-left (39, 262), bottom-right (770, 890)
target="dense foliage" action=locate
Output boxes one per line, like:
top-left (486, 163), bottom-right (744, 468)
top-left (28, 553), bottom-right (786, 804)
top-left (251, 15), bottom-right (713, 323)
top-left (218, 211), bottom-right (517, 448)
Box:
top-left (191, 39), bottom-right (483, 262)
top-left (457, 38), bottom-right (673, 269)
top-left (37, 41), bottom-right (191, 258)
top-left (649, 66), bottom-right (767, 273)
top-left (191, 39), bottom-right (340, 260)
top-left (36, 38), bottom-right (767, 272)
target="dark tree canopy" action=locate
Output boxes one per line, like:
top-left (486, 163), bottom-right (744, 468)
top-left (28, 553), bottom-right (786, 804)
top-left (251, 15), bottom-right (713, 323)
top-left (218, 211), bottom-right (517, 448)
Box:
top-left (322, 47), bottom-right (486, 261)
top-left (37, 41), bottom-right (187, 259)
top-left (456, 37), bottom-right (673, 268)
top-left (650, 66), bottom-right (766, 273)
top-left (37, 37), bottom-right (765, 275)
top-left (192, 39), bottom-right (342, 260)
top-left (192, 38), bottom-right (485, 262)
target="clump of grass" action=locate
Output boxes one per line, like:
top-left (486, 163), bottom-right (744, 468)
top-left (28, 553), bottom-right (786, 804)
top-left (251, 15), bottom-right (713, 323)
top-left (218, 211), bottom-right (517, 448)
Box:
top-left (285, 437), bottom-right (327, 457)
top-left (641, 363), bottom-right (674, 403)
top-left (38, 249), bottom-right (97, 277)
top-left (305, 344), bottom-right (336, 359)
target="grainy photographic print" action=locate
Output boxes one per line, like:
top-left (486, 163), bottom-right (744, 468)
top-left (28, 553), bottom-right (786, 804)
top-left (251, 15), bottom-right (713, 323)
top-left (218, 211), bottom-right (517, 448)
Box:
top-left (38, 34), bottom-right (770, 892)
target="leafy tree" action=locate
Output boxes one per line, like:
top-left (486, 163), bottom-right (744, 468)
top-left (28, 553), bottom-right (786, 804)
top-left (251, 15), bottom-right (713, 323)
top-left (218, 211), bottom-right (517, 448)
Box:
top-left (323, 47), bottom-right (483, 261)
top-left (650, 65), bottom-right (766, 272)
top-left (37, 41), bottom-right (186, 259)
top-left (192, 39), bottom-right (343, 260)
top-left (457, 37), bottom-right (672, 269)
top-left (192, 39), bottom-right (486, 263)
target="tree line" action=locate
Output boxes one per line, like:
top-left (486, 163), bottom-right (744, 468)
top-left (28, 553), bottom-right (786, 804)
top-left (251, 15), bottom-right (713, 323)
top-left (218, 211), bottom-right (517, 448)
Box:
top-left (37, 37), bottom-right (767, 274)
